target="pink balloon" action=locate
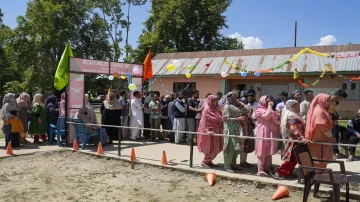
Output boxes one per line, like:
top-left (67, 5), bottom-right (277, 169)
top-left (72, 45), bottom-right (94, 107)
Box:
top-left (221, 72), bottom-right (228, 78)
top-left (133, 68), bottom-right (142, 75)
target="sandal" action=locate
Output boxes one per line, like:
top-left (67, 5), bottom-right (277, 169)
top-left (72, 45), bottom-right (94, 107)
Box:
top-left (257, 171), bottom-right (270, 177)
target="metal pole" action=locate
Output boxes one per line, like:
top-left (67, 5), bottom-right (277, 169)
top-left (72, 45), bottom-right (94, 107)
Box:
top-left (294, 21), bottom-right (297, 47)
top-left (189, 133), bottom-right (194, 168)
top-left (118, 117), bottom-right (121, 156)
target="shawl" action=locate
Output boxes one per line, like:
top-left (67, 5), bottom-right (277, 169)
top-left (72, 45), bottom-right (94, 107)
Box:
top-left (45, 95), bottom-right (58, 112)
top-left (16, 92), bottom-right (30, 109)
top-left (1, 93), bottom-right (18, 121)
top-left (76, 107), bottom-right (92, 123)
top-left (305, 93), bottom-right (332, 140)
top-left (32, 94), bottom-right (45, 108)
top-left (203, 95), bottom-right (223, 128)
top-left (59, 93), bottom-right (66, 117)
top-left (280, 100), bottom-right (304, 139)
top-left (84, 94), bottom-right (97, 124)
top-left (103, 92), bottom-right (122, 110)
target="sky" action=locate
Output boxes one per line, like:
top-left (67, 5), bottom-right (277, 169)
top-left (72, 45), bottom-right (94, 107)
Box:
top-left (1, 0), bottom-right (360, 52)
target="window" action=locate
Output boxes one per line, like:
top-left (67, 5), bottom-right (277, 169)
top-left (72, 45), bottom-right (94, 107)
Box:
top-left (342, 83), bottom-right (347, 90)
top-left (351, 83), bottom-right (356, 90)
top-left (341, 81), bottom-right (360, 100)
top-left (173, 82), bottom-right (196, 98)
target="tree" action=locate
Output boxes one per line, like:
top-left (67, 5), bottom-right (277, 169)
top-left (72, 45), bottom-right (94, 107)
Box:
top-left (127, 0), bottom-right (240, 63)
top-left (2, 0), bottom-right (113, 93)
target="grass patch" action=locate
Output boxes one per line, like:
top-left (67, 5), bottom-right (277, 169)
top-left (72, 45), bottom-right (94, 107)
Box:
top-left (0, 132), bottom-right (4, 139)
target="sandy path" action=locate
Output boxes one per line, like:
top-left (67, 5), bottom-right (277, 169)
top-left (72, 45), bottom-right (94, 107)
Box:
top-left (0, 151), bottom-right (333, 202)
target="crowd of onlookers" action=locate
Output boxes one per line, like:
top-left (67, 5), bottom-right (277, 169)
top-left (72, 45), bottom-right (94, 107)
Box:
top-left (1, 86), bottom-right (359, 177)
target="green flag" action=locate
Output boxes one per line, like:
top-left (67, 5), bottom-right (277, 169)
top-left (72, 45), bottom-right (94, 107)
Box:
top-left (54, 42), bottom-right (74, 90)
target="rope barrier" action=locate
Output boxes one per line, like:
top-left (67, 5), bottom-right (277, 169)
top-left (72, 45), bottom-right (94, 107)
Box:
top-left (67, 121), bottom-right (360, 148)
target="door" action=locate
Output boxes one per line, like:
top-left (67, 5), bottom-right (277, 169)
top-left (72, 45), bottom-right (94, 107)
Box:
top-left (261, 84), bottom-right (289, 99)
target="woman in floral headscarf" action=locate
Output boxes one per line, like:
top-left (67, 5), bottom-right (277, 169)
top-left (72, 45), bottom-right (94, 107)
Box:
top-left (255, 95), bottom-right (279, 177)
top-left (305, 94), bottom-right (334, 171)
top-left (274, 100), bottom-right (309, 178)
top-left (16, 93), bottom-right (31, 134)
top-left (29, 94), bottom-right (47, 143)
top-left (197, 95), bottom-right (223, 168)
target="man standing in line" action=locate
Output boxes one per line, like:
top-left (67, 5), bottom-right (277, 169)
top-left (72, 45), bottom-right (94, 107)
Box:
top-left (167, 93), bottom-right (176, 142)
top-left (186, 90), bottom-right (203, 145)
top-left (130, 91), bottom-right (144, 140)
top-left (248, 86), bottom-right (256, 95)
top-left (143, 91), bottom-right (153, 139)
top-left (247, 93), bottom-right (259, 134)
top-left (329, 89), bottom-right (348, 159)
top-left (149, 94), bottom-right (163, 141)
top-left (276, 91), bottom-right (288, 117)
top-left (172, 91), bottom-right (187, 144)
top-left (299, 90), bottom-right (313, 122)
top-left (119, 91), bottom-right (129, 140)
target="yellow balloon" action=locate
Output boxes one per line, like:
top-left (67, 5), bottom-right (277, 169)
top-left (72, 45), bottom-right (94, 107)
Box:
top-left (167, 64), bottom-right (175, 71)
top-left (185, 73), bottom-right (191, 78)
top-left (128, 84), bottom-right (137, 91)
top-left (121, 75), bottom-right (126, 79)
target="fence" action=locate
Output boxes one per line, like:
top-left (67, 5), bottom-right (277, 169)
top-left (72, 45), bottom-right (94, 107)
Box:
top-left (67, 121), bottom-right (360, 168)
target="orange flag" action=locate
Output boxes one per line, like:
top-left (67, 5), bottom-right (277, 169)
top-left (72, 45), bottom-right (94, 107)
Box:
top-left (143, 50), bottom-right (153, 82)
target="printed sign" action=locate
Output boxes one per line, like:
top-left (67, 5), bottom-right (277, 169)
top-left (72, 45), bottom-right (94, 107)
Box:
top-left (70, 58), bottom-right (109, 74)
top-left (69, 73), bottom-right (84, 111)
top-left (110, 62), bottom-right (143, 76)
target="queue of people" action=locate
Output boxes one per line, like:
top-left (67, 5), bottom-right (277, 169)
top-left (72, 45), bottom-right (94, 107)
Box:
top-left (1, 87), bottom-right (359, 178)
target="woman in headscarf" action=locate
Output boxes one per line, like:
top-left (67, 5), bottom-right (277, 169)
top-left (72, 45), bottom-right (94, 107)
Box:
top-left (255, 95), bottom-right (279, 177)
top-left (239, 105), bottom-right (255, 168)
top-left (1, 93), bottom-right (18, 122)
top-left (197, 95), bottom-right (224, 168)
top-left (78, 94), bottom-right (109, 144)
top-left (29, 94), bottom-right (47, 143)
top-left (59, 93), bottom-right (66, 117)
top-left (100, 92), bottom-right (122, 143)
top-left (222, 92), bottom-right (247, 173)
top-left (1, 93), bottom-right (18, 144)
top-left (274, 100), bottom-right (309, 178)
top-left (45, 95), bottom-right (59, 140)
top-left (305, 94), bottom-right (334, 171)
top-left (16, 93), bottom-right (31, 136)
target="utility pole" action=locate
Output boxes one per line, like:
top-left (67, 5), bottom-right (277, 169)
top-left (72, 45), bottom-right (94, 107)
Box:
top-left (294, 21), bottom-right (297, 47)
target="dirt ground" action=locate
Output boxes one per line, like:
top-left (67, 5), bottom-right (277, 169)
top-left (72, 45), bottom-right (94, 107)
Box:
top-left (0, 151), bottom-right (341, 202)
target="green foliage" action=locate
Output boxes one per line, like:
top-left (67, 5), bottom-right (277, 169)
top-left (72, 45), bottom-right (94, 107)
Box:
top-left (127, 0), bottom-right (241, 63)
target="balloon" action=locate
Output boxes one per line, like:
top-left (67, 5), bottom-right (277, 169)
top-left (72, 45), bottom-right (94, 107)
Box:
top-left (133, 68), bottom-right (142, 75)
top-left (108, 75), bottom-right (114, 80)
top-left (221, 72), bottom-right (228, 78)
top-left (241, 72), bottom-right (247, 77)
top-left (254, 72), bottom-right (261, 77)
top-left (350, 80), bottom-right (353, 83)
top-left (187, 65), bottom-right (195, 70)
top-left (128, 84), bottom-right (137, 91)
top-left (133, 65), bottom-right (140, 70)
top-left (167, 64), bottom-right (175, 71)
top-left (113, 72), bottom-right (119, 78)
top-left (126, 73), bottom-right (132, 78)
top-left (185, 73), bottom-right (191, 78)
top-left (121, 75), bottom-right (126, 80)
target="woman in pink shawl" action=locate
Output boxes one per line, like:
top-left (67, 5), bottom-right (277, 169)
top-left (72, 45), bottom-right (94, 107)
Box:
top-left (255, 95), bottom-right (280, 176)
top-left (197, 95), bottom-right (224, 168)
top-left (305, 94), bottom-right (334, 171)
top-left (59, 93), bottom-right (66, 117)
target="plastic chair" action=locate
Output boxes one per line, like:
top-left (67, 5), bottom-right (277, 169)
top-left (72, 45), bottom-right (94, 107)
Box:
top-left (71, 118), bottom-right (102, 149)
top-left (49, 117), bottom-right (66, 146)
top-left (294, 144), bottom-right (349, 202)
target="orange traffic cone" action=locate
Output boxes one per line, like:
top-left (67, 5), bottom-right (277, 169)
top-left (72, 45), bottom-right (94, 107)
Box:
top-left (130, 147), bottom-right (136, 161)
top-left (6, 142), bottom-right (14, 156)
top-left (205, 173), bottom-right (216, 186)
top-left (272, 185), bottom-right (289, 200)
top-left (72, 139), bottom-right (79, 152)
top-left (97, 142), bottom-right (104, 155)
top-left (161, 151), bottom-right (168, 165)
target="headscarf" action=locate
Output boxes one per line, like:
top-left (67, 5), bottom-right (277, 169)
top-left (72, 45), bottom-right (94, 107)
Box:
top-left (1, 93), bottom-right (18, 121)
top-left (85, 94), bottom-right (91, 108)
top-left (202, 95), bottom-right (223, 128)
top-left (84, 94), bottom-right (97, 124)
top-left (280, 100), bottom-right (304, 138)
top-left (258, 95), bottom-right (268, 108)
top-left (32, 94), bottom-right (45, 108)
top-left (16, 93), bottom-right (30, 109)
top-left (104, 92), bottom-right (122, 109)
top-left (45, 95), bottom-right (58, 112)
top-left (75, 107), bottom-right (92, 123)
top-left (305, 93), bottom-right (332, 140)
